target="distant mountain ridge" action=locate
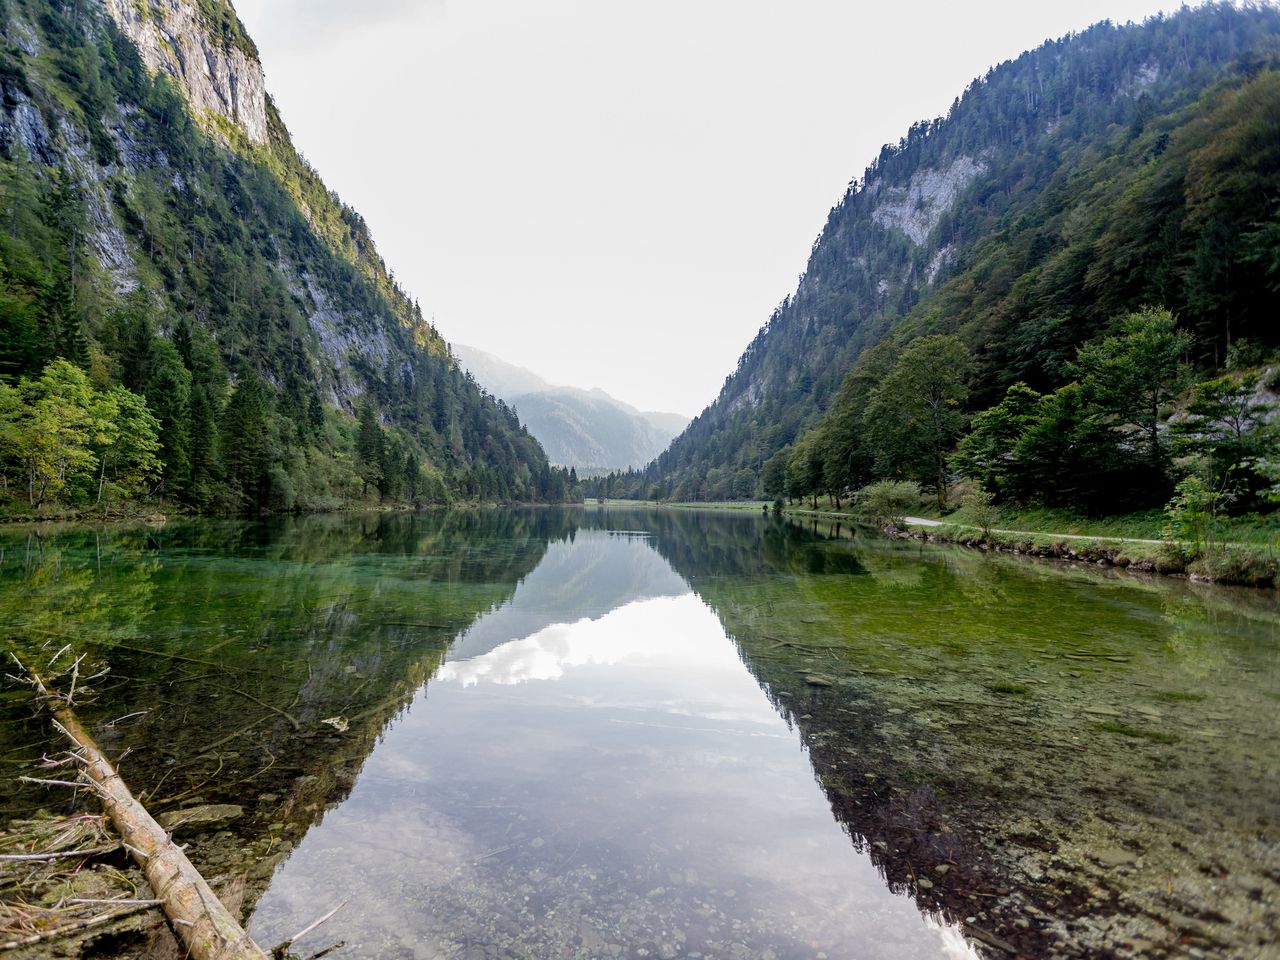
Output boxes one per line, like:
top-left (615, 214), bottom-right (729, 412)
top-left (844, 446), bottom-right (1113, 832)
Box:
top-left (453, 344), bottom-right (688, 472)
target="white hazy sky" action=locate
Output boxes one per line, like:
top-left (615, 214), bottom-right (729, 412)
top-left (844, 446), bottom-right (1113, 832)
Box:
top-left (234, 0), bottom-right (1180, 416)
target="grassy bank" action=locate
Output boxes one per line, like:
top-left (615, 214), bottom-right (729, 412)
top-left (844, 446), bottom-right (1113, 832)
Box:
top-left (587, 498), bottom-right (1279, 589)
top-left (783, 499), bottom-right (1278, 588)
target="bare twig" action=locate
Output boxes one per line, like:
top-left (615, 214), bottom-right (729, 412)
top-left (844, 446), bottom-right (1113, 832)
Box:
top-left (12, 656), bottom-right (270, 960)
top-left (272, 900), bottom-right (348, 959)
top-left (210, 684), bottom-right (301, 732)
top-left (0, 903), bottom-right (157, 952)
top-left (0, 847), bottom-right (118, 862)
top-left (18, 776), bottom-right (87, 790)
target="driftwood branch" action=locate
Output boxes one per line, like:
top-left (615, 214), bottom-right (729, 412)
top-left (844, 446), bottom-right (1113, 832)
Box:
top-left (271, 900), bottom-right (348, 959)
top-left (0, 846), bottom-right (118, 862)
top-left (18, 659), bottom-right (270, 960)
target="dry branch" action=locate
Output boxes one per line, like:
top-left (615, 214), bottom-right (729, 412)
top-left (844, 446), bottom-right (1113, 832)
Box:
top-left (18, 660), bottom-right (270, 960)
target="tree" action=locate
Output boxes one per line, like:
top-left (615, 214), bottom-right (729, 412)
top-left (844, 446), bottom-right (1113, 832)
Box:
top-left (954, 381), bottom-right (1042, 498)
top-left (786, 437), bottom-right (823, 509)
top-left (95, 386), bottom-right (161, 507)
top-left (761, 446), bottom-right (791, 501)
top-left (1175, 373), bottom-right (1273, 452)
top-left (1008, 382), bottom-right (1149, 512)
top-left (187, 385), bottom-right (222, 508)
top-left (220, 376), bottom-right (269, 510)
top-left (1069, 307), bottom-right (1191, 465)
top-left (854, 480), bottom-right (921, 526)
top-left (355, 402), bottom-right (384, 498)
top-left (865, 336), bottom-right (971, 508)
top-left (145, 338), bottom-right (192, 497)
top-left (15, 360), bottom-right (108, 509)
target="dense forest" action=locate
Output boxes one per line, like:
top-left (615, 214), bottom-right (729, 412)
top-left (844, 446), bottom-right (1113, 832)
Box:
top-left (0, 0), bottom-right (572, 516)
top-left (590, 3), bottom-right (1279, 530)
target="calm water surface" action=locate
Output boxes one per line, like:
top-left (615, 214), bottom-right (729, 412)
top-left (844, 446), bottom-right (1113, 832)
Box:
top-left (0, 508), bottom-right (1275, 959)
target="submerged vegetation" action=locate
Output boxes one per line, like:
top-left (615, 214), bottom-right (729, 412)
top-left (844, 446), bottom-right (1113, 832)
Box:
top-left (2, 508), bottom-right (1277, 958)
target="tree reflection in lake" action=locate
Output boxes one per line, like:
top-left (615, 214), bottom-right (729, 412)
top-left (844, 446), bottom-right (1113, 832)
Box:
top-left (252, 526), bottom-right (977, 960)
top-left (1, 509), bottom-right (1275, 958)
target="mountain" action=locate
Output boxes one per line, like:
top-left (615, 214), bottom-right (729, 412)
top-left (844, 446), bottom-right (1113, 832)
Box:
top-left (0, 0), bottom-right (566, 513)
top-left (453, 344), bottom-right (689, 472)
top-left (604, 3), bottom-right (1280, 507)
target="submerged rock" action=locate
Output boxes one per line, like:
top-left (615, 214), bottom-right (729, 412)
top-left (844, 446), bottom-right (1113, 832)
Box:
top-left (157, 804), bottom-right (244, 833)
top-left (1091, 847), bottom-right (1139, 867)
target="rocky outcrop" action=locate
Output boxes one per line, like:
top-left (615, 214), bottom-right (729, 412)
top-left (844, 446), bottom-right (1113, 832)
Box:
top-left (869, 154), bottom-right (986, 247)
top-left (102, 0), bottom-right (269, 145)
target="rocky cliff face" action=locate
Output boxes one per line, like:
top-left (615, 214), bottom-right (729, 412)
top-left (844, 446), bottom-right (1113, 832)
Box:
top-left (0, 0), bottom-right (556, 505)
top-left (102, 0), bottom-right (268, 144)
top-left (634, 4), bottom-right (1280, 501)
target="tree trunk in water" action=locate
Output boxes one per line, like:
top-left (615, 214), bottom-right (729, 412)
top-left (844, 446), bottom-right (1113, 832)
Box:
top-left (95, 457), bottom-right (107, 509)
top-left (33, 681), bottom-right (271, 960)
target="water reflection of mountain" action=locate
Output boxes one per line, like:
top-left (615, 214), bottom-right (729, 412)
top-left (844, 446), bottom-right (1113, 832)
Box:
top-left (3, 508), bottom-right (1270, 959)
top-left (611, 507), bottom-right (1279, 960)
top-left (446, 528), bottom-right (688, 662)
top-left (0, 511), bottom-right (560, 955)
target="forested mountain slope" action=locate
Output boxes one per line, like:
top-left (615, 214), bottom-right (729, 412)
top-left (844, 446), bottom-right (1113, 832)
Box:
top-left (0, 0), bottom-right (565, 514)
top-left (615, 3), bottom-right (1280, 506)
top-left (455, 343), bottom-right (689, 472)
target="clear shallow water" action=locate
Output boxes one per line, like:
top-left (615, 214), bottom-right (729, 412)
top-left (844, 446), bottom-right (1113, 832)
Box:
top-left (250, 532), bottom-right (975, 959)
top-left (0, 508), bottom-right (1275, 959)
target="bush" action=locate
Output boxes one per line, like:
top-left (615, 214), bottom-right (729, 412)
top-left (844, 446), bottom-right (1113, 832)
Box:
top-left (854, 480), bottom-right (921, 526)
top-left (966, 488), bottom-right (1000, 537)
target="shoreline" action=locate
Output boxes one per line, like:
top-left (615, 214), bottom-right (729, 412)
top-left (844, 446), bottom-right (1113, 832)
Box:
top-left (786, 505), bottom-right (1278, 590)
top-left (587, 499), bottom-right (1279, 591)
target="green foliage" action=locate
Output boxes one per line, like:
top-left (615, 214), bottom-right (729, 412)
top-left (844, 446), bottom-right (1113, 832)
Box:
top-left (853, 480), bottom-right (921, 527)
top-left (0, 358), bottom-right (159, 512)
top-left (966, 488), bottom-right (999, 538)
top-left (1069, 307), bottom-right (1191, 465)
top-left (760, 446), bottom-right (790, 500)
top-left (954, 382), bottom-right (1042, 498)
top-left (863, 336), bottom-right (970, 507)
top-left (1171, 372), bottom-right (1276, 504)
top-left (1163, 471), bottom-right (1224, 558)
top-left (96, 384), bottom-right (162, 504)
top-left (599, 5), bottom-right (1280, 512)
top-left (1252, 456), bottom-right (1280, 505)
top-left (785, 436), bottom-right (823, 508)
top-left (0, 0), bottom-right (563, 511)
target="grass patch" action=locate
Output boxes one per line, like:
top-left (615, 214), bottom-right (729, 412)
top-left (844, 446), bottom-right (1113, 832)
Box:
top-left (1092, 721), bottom-right (1179, 743)
top-left (1151, 690), bottom-right (1206, 703)
top-left (988, 682), bottom-right (1030, 695)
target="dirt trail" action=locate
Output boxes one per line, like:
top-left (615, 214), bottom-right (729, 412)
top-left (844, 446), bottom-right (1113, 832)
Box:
top-left (902, 516), bottom-right (1167, 544)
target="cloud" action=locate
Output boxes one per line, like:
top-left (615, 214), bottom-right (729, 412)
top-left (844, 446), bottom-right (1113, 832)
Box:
top-left (438, 595), bottom-right (713, 688)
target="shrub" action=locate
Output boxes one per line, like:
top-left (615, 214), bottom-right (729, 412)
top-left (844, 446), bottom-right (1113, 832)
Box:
top-left (966, 488), bottom-right (1000, 537)
top-left (854, 480), bottom-right (921, 526)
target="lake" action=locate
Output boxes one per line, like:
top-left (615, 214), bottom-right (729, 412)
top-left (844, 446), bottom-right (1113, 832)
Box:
top-left (0, 508), bottom-right (1276, 959)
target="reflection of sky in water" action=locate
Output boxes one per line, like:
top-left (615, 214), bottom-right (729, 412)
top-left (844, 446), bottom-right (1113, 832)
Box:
top-left (252, 531), bottom-right (977, 959)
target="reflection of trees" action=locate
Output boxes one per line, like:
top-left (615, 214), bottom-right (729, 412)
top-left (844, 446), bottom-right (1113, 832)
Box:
top-left (0, 512), bottom-right (560, 816)
top-left (579, 507), bottom-right (869, 579)
top-left (0, 531), bottom-right (162, 649)
top-left (609, 506), bottom-right (1279, 958)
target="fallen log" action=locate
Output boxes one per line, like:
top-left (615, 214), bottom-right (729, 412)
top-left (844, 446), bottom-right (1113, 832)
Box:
top-left (21, 662), bottom-right (270, 960)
